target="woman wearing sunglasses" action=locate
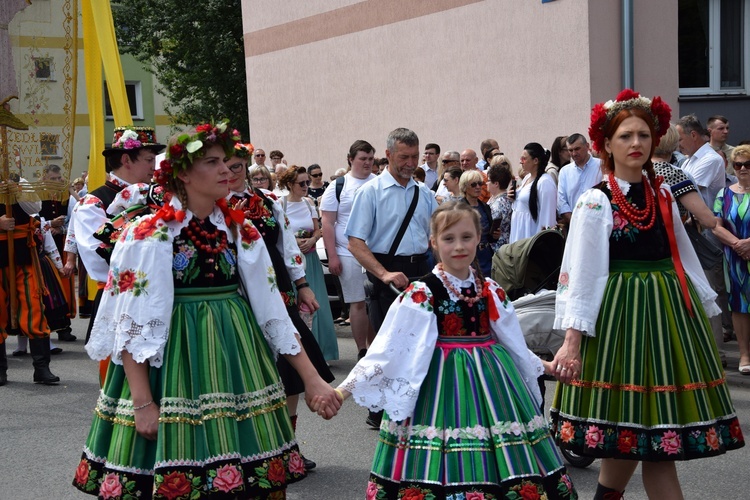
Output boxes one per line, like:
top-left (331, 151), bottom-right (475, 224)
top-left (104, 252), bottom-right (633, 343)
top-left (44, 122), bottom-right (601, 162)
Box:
top-left (714, 144), bottom-right (750, 375)
top-left (226, 148), bottom-right (334, 471)
top-left (279, 167), bottom-right (338, 362)
top-left (306, 164), bottom-right (329, 202)
top-left (458, 169), bottom-right (496, 276)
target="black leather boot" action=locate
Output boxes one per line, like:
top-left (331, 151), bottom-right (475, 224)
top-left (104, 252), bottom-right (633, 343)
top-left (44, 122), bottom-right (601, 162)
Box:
top-left (0, 341), bottom-right (7, 386)
top-left (29, 337), bottom-right (60, 385)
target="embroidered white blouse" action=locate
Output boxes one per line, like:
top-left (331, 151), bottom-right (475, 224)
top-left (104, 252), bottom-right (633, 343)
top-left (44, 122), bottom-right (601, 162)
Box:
top-left (340, 268), bottom-right (545, 421)
top-left (85, 194), bottom-right (301, 368)
top-left (554, 177), bottom-right (720, 337)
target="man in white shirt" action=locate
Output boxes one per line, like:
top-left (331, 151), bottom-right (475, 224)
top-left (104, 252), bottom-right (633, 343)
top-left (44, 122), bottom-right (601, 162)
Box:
top-left (320, 140), bottom-right (377, 361)
top-left (557, 134), bottom-right (602, 228)
top-left (420, 143), bottom-right (440, 191)
top-left (677, 113), bottom-right (728, 366)
top-left (250, 148), bottom-right (267, 170)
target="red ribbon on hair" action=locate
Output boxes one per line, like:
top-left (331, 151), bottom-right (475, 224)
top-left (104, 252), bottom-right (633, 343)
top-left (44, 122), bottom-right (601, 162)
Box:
top-left (216, 197), bottom-right (246, 225)
top-left (483, 282), bottom-right (500, 321)
top-left (653, 177), bottom-right (694, 317)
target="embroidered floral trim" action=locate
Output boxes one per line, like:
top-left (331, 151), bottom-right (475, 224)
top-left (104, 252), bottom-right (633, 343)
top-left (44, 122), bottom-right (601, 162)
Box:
top-left (104, 267), bottom-right (149, 297)
top-left (382, 415), bottom-right (549, 443)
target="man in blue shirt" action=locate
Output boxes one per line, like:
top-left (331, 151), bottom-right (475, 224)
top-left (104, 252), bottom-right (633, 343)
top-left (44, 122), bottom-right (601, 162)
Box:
top-left (347, 128), bottom-right (438, 327)
top-left (346, 127), bottom-right (438, 428)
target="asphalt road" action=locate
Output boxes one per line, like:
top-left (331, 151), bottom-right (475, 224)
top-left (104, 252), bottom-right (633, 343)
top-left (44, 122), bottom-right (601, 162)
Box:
top-left (2, 317), bottom-right (750, 499)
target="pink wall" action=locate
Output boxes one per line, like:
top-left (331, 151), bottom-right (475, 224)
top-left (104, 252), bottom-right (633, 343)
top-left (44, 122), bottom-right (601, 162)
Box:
top-left (241, 0), bottom-right (679, 176)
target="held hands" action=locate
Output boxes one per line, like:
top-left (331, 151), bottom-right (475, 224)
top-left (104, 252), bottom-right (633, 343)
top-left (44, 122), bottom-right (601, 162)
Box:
top-left (733, 239), bottom-right (750, 260)
top-left (551, 329), bottom-right (583, 385)
top-left (297, 237), bottom-right (315, 254)
top-left (305, 377), bottom-right (343, 420)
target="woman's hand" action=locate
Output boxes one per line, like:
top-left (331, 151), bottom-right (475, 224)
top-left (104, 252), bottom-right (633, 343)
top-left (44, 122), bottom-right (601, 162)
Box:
top-left (304, 377), bottom-right (341, 420)
top-left (297, 285), bottom-right (319, 312)
top-left (133, 402), bottom-right (159, 440)
top-left (551, 328), bottom-right (583, 384)
top-left (733, 239), bottom-right (750, 260)
top-left (297, 237), bottom-right (315, 254)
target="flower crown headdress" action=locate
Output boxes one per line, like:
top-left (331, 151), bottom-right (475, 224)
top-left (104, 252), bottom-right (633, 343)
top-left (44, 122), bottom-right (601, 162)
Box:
top-left (233, 142), bottom-right (255, 159)
top-left (589, 89), bottom-right (671, 154)
top-left (155, 120), bottom-right (241, 186)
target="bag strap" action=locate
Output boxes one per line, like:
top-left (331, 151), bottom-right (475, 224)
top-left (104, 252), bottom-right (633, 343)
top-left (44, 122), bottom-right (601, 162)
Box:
top-left (387, 185), bottom-right (420, 258)
top-left (335, 176), bottom-right (345, 202)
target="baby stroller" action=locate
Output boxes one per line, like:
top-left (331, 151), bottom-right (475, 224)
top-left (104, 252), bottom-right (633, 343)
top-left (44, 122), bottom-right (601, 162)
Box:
top-left (491, 229), bottom-right (595, 468)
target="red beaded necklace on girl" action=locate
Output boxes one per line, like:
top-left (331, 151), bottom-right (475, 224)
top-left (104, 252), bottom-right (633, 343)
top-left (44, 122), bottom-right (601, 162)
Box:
top-left (608, 172), bottom-right (657, 231)
top-left (186, 218), bottom-right (228, 254)
top-left (437, 263), bottom-right (484, 306)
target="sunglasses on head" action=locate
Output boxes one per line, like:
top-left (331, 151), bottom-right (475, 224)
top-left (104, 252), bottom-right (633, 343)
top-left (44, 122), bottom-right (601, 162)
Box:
top-left (734, 160), bottom-right (750, 170)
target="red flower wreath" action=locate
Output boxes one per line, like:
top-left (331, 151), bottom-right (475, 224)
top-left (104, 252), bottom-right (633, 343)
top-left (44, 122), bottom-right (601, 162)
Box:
top-left (589, 89), bottom-right (672, 154)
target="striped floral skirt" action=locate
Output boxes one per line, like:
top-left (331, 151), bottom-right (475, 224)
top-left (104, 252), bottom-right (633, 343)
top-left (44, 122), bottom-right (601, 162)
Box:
top-left (73, 286), bottom-right (304, 499)
top-left (550, 259), bottom-right (745, 461)
top-left (367, 334), bottom-right (576, 499)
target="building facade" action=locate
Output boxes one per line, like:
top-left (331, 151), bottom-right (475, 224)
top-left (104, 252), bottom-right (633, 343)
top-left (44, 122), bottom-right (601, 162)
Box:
top-left (241, 0), bottom-right (749, 174)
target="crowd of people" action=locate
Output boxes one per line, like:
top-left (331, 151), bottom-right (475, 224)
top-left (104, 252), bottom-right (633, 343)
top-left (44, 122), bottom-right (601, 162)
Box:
top-left (0, 89), bottom-right (748, 498)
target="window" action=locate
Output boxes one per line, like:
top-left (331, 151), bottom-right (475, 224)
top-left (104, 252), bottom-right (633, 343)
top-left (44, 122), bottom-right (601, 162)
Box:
top-left (679, 0), bottom-right (748, 95)
top-left (103, 81), bottom-right (143, 120)
top-left (33, 57), bottom-right (55, 81)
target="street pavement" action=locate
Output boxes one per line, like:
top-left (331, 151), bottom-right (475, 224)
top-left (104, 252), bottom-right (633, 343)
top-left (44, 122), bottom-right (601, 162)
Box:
top-left (1, 317), bottom-right (750, 499)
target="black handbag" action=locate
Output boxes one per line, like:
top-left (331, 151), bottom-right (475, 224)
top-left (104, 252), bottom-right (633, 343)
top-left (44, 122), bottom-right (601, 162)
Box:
top-left (684, 221), bottom-right (723, 269)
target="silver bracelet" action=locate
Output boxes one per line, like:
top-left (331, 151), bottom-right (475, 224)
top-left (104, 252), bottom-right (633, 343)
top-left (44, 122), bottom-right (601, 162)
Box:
top-left (133, 400), bottom-right (154, 411)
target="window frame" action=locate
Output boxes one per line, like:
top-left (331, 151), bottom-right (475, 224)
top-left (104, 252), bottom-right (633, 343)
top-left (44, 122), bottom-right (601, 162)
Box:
top-left (103, 80), bottom-right (144, 121)
top-left (679, 0), bottom-right (750, 97)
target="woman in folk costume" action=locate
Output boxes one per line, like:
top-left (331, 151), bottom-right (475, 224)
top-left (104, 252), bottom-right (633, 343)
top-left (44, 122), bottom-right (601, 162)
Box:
top-left (73, 121), bottom-right (340, 499)
top-left (550, 90), bottom-right (744, 499)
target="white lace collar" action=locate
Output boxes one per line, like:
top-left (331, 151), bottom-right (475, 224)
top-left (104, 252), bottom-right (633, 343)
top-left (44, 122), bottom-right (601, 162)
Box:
top-left (605, 173), bottom-right (648, 196)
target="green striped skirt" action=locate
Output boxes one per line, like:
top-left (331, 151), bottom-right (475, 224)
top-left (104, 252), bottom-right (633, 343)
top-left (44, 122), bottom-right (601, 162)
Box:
top-left (550, 259), bottom-right (745, 461)
top-left (367, 335), bottom-right (577, 499)
top-left (73, 286), bottom-right (304, 499)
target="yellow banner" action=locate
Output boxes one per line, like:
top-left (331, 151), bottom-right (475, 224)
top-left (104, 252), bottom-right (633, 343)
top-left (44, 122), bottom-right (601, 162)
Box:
top-left (82, 0), bottom-right (132, 191)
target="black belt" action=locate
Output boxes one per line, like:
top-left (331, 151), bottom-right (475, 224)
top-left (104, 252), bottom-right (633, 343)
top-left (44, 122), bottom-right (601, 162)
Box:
top-left (372, 253), bottom-right (428, 264)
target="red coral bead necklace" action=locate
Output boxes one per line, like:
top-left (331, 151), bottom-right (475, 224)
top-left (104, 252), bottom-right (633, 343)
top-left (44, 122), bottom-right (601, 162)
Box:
top-left (608, 173), bottom-right (656, 231)
top-left (437, 263), bottom-right (483, 306)
top-left (186, 218), bottom-right (228, 255)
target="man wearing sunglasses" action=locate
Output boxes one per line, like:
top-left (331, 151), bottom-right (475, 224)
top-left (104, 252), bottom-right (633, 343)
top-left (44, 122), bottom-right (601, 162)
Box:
top-left (250, 148), bottom-right (267, 170)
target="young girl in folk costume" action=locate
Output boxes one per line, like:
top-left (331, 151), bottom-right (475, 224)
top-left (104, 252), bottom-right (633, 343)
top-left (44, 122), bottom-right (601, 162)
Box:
top-left (73, 121), bottom-right (340, 499)
top-left (334, 201), bottom-right (577, 499)
top-left (551, 90), bottom-right (744, 499)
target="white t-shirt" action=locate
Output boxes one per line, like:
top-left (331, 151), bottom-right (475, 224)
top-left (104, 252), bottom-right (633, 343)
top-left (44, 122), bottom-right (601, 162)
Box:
top-left (283, 198), bottom-right (316, 236)
top-left (319, 172), bottom-right (376, 257)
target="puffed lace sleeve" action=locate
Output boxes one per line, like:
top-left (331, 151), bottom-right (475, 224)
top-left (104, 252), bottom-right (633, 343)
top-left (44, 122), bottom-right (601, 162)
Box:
top-left (340, 281), bottom-right (437, 421)
top-left (554, 188), bottom-right (613, 336)
top-left (486, 279), bottom-right (544, 408)
top-left (234, 219), bottom-right (301, 357)
top-left (668, 191), bottom-right (720, 316)
top-left (85, 215), bottom-right (174, 367)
